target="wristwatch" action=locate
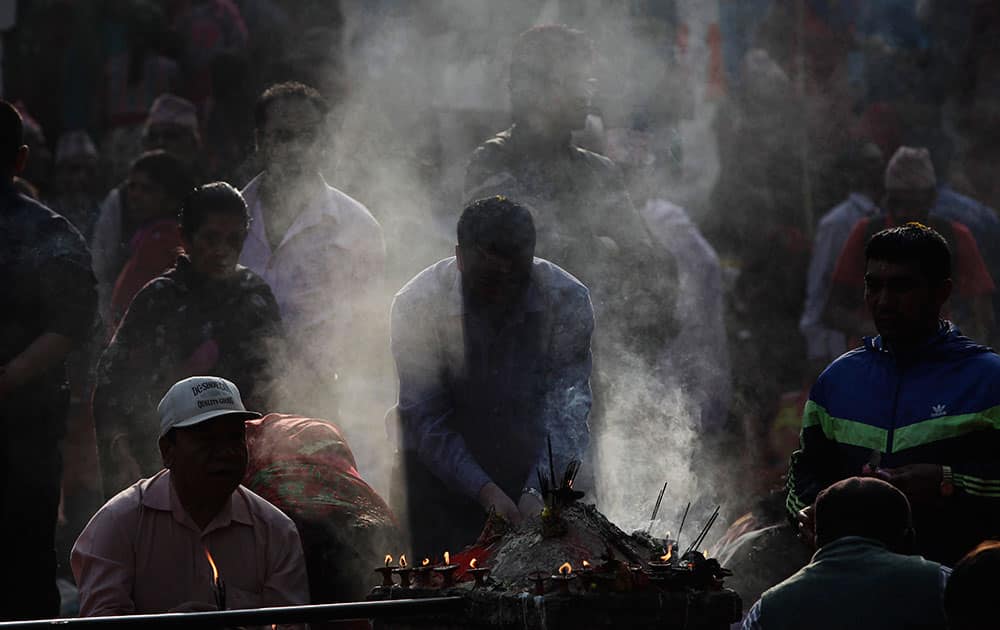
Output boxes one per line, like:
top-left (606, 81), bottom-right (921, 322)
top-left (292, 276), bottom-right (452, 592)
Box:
top-left (521, 487), bottom-right (544, 502)
top-left (940, 465), bottom-right (954, 497)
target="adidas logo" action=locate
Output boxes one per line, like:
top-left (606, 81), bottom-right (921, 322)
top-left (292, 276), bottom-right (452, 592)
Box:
top-left (931, 404), bottom-right (947, 418)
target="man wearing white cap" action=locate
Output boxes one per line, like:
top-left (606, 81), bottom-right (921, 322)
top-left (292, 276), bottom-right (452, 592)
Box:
top-left (72, 376), bottom-right (309, 616)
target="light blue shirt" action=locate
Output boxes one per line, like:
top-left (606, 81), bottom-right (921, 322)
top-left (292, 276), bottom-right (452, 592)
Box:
top-left (799, 193), bottom-right (879, 361)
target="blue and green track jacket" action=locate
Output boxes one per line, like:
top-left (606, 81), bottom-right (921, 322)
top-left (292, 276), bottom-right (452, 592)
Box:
top-left (787, 321), bottom-right (1000, 562)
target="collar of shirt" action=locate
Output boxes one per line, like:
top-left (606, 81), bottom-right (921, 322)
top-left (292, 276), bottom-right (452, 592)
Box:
top-left (847, 192), bottom-right (878, 216)
top-left (140, 470), bottom-right (254, 535)
top-left (243, 173), bottom-right (350, 256)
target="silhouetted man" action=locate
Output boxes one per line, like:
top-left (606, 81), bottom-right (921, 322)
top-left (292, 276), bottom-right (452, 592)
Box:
top-left (390, 197), bottom-right (593, 555)
top-left (73, 377), bottom-right (308, 615)
top-left (0, 100), bottom-right (97, 619)
top-left (790, 224), bottom-right (1000, 564)
top-left (746, 477), bottom-right (948, 629)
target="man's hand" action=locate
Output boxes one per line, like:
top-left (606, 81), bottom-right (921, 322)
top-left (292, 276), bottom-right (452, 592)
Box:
top-left (874, 464), bottom-right (943, 503)
top-left (478, 482), bottom-right (522, 525)
top-left (517, 491), bottom-right (544, 520)
top-left (797, 505), bottom-right (816, 550)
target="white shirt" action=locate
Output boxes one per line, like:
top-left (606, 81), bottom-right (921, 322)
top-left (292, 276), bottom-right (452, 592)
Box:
top-left (641, 198), bottom-right (731, 432)
top-left (239, 173), bottom-right (386, 383)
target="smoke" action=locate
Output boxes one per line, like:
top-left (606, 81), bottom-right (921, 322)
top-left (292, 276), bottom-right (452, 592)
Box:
top-left (260, 0), bottom-right (737, 547)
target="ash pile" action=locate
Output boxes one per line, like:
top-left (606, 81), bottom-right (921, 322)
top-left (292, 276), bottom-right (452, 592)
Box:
top-left (369, 461), bottom-right (741, 629)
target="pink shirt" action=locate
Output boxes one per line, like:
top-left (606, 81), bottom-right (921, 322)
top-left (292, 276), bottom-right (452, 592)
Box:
top-left (71, 470), bottom-right (309, 616)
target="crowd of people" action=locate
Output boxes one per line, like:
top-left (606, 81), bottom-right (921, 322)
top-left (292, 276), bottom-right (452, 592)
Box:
top-left (4, 1), bottom-right (1000, 628)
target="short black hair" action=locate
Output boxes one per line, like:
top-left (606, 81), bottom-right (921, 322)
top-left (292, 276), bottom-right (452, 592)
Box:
top-left (457, 196), bottom-right (536, 259)
top-left (865, 223), bottom-right (951, 285)
top-left (945, 540), bottom-right (1000, 630)
top-left (254, 81), bottom-right (329, 130)
top-left (814, 477), bottom-right (912, 549)
top-left (0, 100), bottom-right (24, 173)
top-left (129, 149), bottom-right (194, 203)
top-left (179, 182), bottom-right (249, 238)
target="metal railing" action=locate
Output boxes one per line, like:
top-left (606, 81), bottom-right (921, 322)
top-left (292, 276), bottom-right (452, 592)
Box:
top-left (0, 597), bottom-right (464, 629)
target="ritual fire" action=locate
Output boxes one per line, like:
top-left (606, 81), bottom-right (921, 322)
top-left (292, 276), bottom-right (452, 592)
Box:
top-left (368, 459), bottom-right (740, 629)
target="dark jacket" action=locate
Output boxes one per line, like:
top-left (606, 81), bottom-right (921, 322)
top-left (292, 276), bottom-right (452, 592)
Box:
top-left (93, 255), bottom-right (283, 493)
top-left (0, 180), bottom-right (96, 432)
top-left (788, 322), bottom-right (1000, 563)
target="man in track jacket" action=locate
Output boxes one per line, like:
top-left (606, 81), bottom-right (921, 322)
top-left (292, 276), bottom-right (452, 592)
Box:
top-left (788, 223), bottom-right (1000, 564)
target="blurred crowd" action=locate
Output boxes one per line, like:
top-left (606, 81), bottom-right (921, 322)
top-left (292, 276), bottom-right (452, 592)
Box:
top-left (4, 0), bottom-right (1000, 626)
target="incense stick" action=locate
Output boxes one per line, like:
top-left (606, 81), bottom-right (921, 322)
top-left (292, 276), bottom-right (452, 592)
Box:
top-left (675, 501), bottom-right (691, 546)
top-left (685, 505), bottom-right (720, 556)
top-left (645, 481), bottom-right (668, 534)
top-left (547, 435), bottom-right (556, 489)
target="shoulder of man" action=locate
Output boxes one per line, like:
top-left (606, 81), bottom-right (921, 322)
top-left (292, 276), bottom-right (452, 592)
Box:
top-left (810, 344), bottom-right (873, 399)
top-left (84, 477), bottom-right (154, 533)
top-left (8, 192), bottom-right (90, 258)
top-left (465, 130), bottom-right (517, 199)
top-left (533, 257), bottom-right (590, 300)
top-left (394, 257), bottom-right (456, 300)
top-left (571, 145), bottom-right (618, 171)
top-left (323, 182), bottom-right (383, 234)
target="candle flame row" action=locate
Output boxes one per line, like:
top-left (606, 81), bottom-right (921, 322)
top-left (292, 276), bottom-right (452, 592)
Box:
top-left (385, 551), bottom-right (452, 567)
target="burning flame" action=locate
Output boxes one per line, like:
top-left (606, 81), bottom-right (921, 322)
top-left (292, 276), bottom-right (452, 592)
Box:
top-left (422, 558), bottom-right (430, 567)
top-left (204, 548), bottom-right (220, 581)
top-left (660, 545), bottom-right (673, 562)
top-left (582, 560), bottom-right (591, 568)
top-left (558, 562), bottom-right (572, 576)
top-left (470, 558), bottom-right (478, 569)
top-left (399, 555), bottom-right (407, 568)
top-left (444, 551), bottom-right (451, 565)
top-left (384, 554), bottom-right (393, 567)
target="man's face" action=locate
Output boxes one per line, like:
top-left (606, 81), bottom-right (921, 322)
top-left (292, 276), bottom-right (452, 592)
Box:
top-left (143, 124), bottom-right (199, 163)
top-left (184, 213), bottom-right (246, 280)
top-left (512, 60), bottom-right (594, 131)
top-left (161, 415), bottom-right (248, 499)
top-left (864, 258), bottom-right (948, 343)
top-left (53, 157), bottom-right (98, 196)
top-left (885, 188), bottom-right (936, 223)
top-left (126, 170), bottom-right (169, 223)
top-left (258, 98), bottom-right (323, 181)
top-left (459, 244), bottom-right (533, 307)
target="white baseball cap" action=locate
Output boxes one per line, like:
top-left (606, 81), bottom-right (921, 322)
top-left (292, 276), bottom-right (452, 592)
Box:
top-left (157, 376), bottom-right (261, 438)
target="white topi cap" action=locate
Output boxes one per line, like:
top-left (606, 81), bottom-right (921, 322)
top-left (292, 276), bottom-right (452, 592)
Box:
top-left (157, 376), bottom-right (261, 438)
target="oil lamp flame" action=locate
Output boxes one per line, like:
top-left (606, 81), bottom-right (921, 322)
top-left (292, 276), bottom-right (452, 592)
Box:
top-left (661, 545), bottom-right (673, 562)
top-left (558, 562), bottom-right (572, 576)
top-left (444, 551), bottom-right (451, 565)
top-left (204, 548), bottom-right (220, 581)
top-left (422, 558), bottom-right (430, 567)
top-left (582, 560), bottom-right (591, 568)
top-left (399, 554), bottom-right (407, 568)
top-left (470, 558), bottom-right (478, 569)
top-left (384, 554), bottom-right (393, 567)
